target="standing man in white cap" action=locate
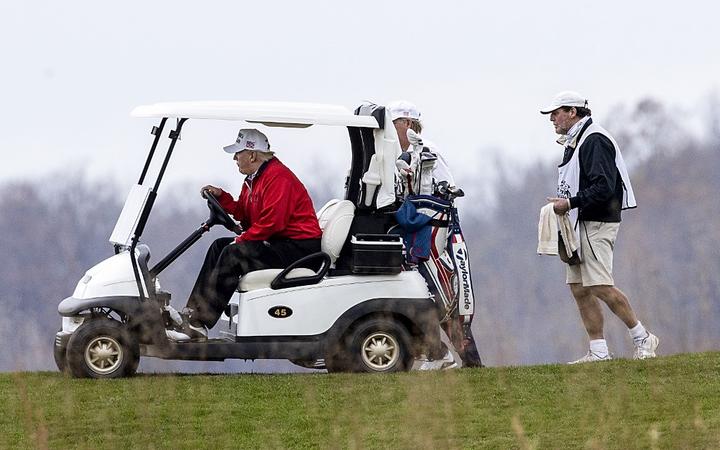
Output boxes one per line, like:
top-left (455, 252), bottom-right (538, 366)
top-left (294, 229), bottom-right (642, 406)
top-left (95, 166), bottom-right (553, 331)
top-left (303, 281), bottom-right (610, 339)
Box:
top-left (171, 128), bottom-right (322, 340)
top-left (387, 100), bottom-right (484, 369)
top-left (541, 91), bottom-right (659, 363)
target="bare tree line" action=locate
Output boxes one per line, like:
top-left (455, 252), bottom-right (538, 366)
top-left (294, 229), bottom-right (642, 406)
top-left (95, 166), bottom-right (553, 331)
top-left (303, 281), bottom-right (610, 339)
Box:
top-left (0, 97), bottom-right (718, 371)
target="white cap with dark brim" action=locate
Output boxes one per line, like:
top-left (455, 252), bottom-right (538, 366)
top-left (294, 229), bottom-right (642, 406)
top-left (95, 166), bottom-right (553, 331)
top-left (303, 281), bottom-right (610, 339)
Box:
top-left (540, 91), bottom-right (589, 114)
top-left (223, 128), bottom-right (271, 153)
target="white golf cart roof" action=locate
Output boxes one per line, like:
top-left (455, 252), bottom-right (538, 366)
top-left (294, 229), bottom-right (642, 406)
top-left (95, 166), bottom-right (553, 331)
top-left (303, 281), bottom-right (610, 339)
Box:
top-left (131, 101), bottom-right (380, 128)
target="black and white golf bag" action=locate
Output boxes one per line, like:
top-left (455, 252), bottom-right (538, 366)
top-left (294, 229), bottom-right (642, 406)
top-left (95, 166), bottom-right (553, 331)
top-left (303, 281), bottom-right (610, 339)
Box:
top-left (395, 192), bottom-right (483, 367)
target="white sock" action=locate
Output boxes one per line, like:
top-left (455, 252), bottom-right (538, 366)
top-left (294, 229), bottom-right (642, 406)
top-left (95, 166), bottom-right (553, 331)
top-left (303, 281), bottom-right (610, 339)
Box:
top-left (589, 339), bottom-right (609, 357)
top-left (629, 322), bottom-right (648, 343)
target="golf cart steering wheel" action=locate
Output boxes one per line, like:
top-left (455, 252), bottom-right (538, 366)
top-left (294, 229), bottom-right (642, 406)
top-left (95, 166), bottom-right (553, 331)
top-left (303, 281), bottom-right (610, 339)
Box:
top-left (202, 190), bottom-right (242, 234)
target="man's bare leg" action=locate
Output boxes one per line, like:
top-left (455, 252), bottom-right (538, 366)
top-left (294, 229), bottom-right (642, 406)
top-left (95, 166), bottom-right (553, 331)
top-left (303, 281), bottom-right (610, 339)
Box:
top-left (589, 285), bottom-right (638, 329)
top-left (569, 283), bottom-right (604, 340)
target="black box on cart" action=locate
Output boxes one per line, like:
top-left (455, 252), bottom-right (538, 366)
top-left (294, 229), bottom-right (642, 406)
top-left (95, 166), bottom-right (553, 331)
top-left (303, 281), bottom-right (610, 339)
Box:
top-left (350, 234), bottom-right (404, 274)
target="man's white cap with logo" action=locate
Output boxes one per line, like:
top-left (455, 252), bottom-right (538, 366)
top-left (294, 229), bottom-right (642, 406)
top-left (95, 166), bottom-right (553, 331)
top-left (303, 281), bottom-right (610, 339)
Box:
top-left (540, 91), bottom-right (589, 114)
top-left (387, 100), bottom-right (422, 122)
top-left (223, 128), bottom-right (271, 154)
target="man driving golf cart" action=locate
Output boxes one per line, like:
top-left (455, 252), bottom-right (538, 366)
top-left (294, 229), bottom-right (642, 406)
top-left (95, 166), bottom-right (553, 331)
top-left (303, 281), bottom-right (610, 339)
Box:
top-left (55, 101), bottom-right (453, 378)
top-left (167, 128), bottom-right (322, 341)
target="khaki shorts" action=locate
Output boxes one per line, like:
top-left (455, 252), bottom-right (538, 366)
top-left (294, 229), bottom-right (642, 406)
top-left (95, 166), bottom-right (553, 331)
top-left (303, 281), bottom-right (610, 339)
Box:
top-left (566, 221), bottom-right (620, 287)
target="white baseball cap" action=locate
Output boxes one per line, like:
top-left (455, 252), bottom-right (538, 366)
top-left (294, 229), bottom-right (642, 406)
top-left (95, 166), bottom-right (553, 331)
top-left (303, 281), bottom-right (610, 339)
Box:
top-left (223, 128), bottom-right (271, 154)
top-left (387, 100), bottom-right (422, 122)
top-left (540, 91), bottom-right (589, 114)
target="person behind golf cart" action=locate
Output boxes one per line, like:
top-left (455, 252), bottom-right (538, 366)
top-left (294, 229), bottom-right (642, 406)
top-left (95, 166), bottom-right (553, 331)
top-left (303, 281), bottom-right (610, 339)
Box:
top-left (168, 128), bottom-right (322, 341)
top-left (390, 100), bottom-right (455, 191)
top-left (388, 100), bottom-right (484, 369)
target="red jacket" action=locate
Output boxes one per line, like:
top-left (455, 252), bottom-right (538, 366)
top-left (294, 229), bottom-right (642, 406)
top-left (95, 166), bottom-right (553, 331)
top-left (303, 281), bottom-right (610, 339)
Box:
top-left (217, 158), bottom-right (322, 243)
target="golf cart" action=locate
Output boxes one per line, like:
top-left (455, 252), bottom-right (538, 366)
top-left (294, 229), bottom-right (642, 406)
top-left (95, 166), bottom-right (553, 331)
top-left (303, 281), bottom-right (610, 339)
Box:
top-left (54, 101), bottom-right (445, 378)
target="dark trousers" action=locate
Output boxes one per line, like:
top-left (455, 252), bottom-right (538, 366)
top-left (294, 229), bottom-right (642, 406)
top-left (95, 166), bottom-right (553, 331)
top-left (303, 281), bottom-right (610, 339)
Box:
top-left (186, 237), bottom-right (321, 328)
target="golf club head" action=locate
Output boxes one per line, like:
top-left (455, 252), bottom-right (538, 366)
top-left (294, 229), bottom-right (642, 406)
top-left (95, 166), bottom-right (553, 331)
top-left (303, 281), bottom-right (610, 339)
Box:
top-left (407, 129), bottom-right (423, 147)
top-left (419, 151), bottom-right (437, 163)
top-left (448, 186), bottom-right (465, 198)
top-left (436, 180), bottom-right (450, 195)
top-left (395, 158), bottom-right (411, 174)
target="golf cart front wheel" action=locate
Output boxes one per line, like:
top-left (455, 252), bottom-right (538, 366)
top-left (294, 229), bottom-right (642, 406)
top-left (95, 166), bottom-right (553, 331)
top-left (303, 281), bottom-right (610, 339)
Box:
top-left (66, 319), bottom-right (139, 379)
top-left (347, 318), bottom-right (413, 373)
top-left (53, 336), bottom-right (68, 373)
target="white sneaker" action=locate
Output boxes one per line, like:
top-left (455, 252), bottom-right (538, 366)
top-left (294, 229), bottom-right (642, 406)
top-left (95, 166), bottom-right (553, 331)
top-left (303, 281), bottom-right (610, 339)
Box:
top-left (633, 332), bottom-right (659, 360)
top-left (418, 350), bottom-right (458, 371)
top-left (165, 321), bottom-right (208, 342)
top-left (568, 351), bottom-right (612, 364)
top-left (165, 329), bottom-right (192, 341)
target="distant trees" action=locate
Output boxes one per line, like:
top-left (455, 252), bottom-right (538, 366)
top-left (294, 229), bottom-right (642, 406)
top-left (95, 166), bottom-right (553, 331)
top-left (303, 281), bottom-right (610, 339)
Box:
top-left (0, 98), bottom-right (718, 371)
top-left (0, 176), bottom-right (122, 371)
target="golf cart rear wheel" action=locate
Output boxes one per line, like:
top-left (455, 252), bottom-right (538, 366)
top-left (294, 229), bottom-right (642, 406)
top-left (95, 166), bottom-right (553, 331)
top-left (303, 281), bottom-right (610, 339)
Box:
top-left (66, 319), bottom-right (139, 379)
top-left (346, 318), bottom-right (413, 373)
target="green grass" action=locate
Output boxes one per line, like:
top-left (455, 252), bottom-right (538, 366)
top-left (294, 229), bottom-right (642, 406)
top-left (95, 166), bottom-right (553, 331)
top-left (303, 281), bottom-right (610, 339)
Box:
top-left (2, 353), bottom-right (720, 449)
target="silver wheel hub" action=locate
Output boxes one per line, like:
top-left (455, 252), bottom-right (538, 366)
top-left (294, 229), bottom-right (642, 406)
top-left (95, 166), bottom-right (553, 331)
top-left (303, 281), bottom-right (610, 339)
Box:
top-left (85, 336), bottom-right (123, 374)
top-left (361, 332), bottom-right (399, 371)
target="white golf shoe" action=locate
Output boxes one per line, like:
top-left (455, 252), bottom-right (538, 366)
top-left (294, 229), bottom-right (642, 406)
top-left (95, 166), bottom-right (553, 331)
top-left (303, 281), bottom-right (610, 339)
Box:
top-left (165, 320), bottom-right (208, 342)
top-left (633, 332), bottom-right (659, 360)
top-left (568, 351), bottom-right (612, 364)
top-left (418, 350), bottom-right (458, 371)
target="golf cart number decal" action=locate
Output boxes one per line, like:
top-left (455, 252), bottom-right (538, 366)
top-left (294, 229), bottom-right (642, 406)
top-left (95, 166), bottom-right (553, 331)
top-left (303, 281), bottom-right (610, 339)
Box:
top-left (269, 306), bottom-right (293, 318)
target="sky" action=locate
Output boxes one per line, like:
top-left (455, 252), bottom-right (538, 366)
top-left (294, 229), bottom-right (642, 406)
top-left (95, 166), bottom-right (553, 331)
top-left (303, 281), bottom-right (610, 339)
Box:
top-left (1, 0), bottom-right (719, 195)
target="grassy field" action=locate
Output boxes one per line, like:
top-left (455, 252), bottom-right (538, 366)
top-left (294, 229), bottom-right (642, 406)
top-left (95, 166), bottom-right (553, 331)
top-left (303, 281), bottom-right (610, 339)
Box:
top-left (2, 352), bottom-right (719, 449)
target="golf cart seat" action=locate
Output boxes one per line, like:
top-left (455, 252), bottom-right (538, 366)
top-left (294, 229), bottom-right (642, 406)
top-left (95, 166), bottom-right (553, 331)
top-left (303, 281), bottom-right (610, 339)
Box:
top-left (238, 199), bottom-right (355, 291)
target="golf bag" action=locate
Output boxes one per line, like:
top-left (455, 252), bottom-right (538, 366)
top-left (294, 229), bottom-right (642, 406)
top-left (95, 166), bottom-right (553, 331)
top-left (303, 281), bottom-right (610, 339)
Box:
top-left (395, 194), bottom-right (483, 367)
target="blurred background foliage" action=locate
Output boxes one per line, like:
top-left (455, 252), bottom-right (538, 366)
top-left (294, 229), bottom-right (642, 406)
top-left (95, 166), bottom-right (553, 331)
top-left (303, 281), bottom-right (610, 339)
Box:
top-left (1, 97), bottom-right (718, 372)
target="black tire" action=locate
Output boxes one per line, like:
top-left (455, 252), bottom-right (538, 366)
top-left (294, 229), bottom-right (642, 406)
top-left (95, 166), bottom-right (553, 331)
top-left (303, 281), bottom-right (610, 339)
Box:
top-left (53, 336), bottom-right (68, 374)
top-left (344, 318), bottom-right (414, 373)
top-left (66, 319), bottom-right (139, 379)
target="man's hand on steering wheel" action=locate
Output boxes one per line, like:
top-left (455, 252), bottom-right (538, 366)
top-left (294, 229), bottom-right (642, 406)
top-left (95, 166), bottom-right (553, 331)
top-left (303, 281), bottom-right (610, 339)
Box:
top-left (200, 187), bottom-right (243, 235)
top-left (201, 185), bottom-right (223, 198)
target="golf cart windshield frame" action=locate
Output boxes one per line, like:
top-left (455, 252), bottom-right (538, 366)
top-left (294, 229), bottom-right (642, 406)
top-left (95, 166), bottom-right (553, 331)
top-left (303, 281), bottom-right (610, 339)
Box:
top-left (121, 117), bottom-right (186, 303)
